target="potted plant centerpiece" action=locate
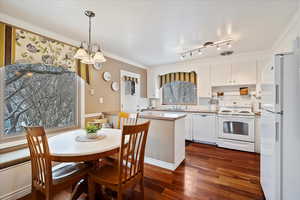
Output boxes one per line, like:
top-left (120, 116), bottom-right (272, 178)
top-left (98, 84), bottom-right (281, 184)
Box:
top-left (85, 124), bottom-right (101, 139)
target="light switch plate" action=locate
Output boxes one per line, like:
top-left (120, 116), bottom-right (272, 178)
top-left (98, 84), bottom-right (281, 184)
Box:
top-left (90, 89), bottom-right (95, 95)
top-left (99, 97), bottom-right (104, 104)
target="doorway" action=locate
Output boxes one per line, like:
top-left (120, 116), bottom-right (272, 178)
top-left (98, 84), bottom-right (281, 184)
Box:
top-left (120, 70), bottom-right (141, 113)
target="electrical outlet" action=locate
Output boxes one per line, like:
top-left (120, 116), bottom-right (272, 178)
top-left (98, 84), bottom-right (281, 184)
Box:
top-left (99, 97), bottom-right (104, 104)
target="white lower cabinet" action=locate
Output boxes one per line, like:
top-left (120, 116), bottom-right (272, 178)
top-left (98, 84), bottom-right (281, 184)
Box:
top-left (191, 114), bottom-right (216, 144)
top-left (185, 114), bottom-right (193, 140)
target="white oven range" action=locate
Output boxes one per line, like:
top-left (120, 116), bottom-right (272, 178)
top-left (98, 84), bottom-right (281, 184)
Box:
top-left (217, 105), bottom-right (255, 152)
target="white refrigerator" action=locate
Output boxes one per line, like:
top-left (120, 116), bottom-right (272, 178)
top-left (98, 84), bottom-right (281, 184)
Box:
top-left (260, 52), bottom-right (300, 200)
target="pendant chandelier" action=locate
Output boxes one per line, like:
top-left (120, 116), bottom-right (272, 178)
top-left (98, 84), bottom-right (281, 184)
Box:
top-left (74, 10), bottom-right (106, 70)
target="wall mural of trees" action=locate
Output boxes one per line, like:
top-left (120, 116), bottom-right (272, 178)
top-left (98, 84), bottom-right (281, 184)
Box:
top-left (4, 64), bottom-right (77, 135)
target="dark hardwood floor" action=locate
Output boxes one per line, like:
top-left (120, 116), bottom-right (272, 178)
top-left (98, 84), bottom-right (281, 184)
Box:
top-left (19, 143), bottom-right (265, 200)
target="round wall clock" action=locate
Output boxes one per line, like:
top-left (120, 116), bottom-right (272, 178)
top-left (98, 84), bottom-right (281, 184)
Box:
top-left (103, 72), bottom-right (111, 81)
top-left (111, 81), bottom-right (119, 92)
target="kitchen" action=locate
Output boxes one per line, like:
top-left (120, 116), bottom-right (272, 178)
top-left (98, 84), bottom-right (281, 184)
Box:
top-left (0, 1), bottom-right (300, 200)
top-left (134, 53), bottom-right (262, 170)
top-left (144, 54), bottom-right (262, 151)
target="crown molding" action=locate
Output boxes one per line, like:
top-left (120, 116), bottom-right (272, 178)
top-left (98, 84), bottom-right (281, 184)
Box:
top-left (103, 52), bottom-right (148, 69)
top-left (0, 12), bottom-right (148, 70)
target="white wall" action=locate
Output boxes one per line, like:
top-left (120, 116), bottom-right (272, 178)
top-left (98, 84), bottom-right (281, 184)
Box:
top-left (0, 162), bottom-right (31, 200)
top-left (272, 4), bottom-right (300, 54)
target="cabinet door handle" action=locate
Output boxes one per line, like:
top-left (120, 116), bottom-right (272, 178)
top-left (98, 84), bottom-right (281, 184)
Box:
top-left (201, 115), bottom-right (207, 117)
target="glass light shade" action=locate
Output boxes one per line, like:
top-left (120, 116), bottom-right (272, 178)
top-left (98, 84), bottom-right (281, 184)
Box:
top-left (80, 57), bottom-right (95, 65)
top-left (93, 62), bottom-right (103, 70)
top-left (93, 51), bottom-right (106, 63)
top-left (74, 48), bottom-right (88, 59)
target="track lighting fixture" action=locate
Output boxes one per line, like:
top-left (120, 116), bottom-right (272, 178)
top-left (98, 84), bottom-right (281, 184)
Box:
top-left (179, 38), bottom-right (233, 60)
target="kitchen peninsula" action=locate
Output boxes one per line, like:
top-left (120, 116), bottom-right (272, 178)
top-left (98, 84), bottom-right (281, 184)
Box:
top-left (139, 112), bottom-right (186, 171)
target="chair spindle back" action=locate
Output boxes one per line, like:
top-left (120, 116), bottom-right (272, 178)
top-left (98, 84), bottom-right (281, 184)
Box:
top-left (118, 112), bottom-right (139, 129)
top-left (118, 121), bottom-right (150, 183)
top-left (25, 126), bottom-right (52, 191)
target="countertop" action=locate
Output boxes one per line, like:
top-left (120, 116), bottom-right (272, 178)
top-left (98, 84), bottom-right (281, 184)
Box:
top-left (139, 112), bottom-right (187, 121)
top-left (141, 108), bottom-right (217, 114)
top-left (142, 108), bottom-right (261, 117)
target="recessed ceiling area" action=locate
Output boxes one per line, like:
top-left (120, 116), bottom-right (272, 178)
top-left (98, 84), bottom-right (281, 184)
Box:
top-left (0, 0), bottom-right (298, 66)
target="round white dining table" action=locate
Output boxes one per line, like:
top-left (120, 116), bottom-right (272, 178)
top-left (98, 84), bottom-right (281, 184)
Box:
top-left (48, 128), bottom-right (122, 162)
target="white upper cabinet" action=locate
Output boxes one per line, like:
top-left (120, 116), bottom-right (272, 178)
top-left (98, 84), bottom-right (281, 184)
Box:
top-left (211, 63), bottom-right (232, 86)
top-left (231, 60), bottom-right (257, 85)
top-left (196, 65), bottom-right (212, 97)
top-left (211, 60), bottom-right (257, 86)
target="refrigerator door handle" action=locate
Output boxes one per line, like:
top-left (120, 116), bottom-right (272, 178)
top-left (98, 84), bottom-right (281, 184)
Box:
top-left (275, 84), bottom-right (280, 105)
top-left (275, 122), bottom-right (279, 142)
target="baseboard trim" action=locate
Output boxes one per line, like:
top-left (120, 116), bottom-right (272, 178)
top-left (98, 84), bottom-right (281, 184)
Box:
top-left (0, 184), bottom-right (31, 200)
top-left (144, 157), bottom-right (184, 171)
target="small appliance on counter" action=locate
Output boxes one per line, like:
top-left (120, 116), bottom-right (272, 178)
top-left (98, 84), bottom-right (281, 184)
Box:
top-left (239, 87), bottom-right (249, 95)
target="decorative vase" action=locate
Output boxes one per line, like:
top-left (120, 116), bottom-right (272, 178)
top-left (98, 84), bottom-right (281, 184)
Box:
top-left (86, 131), bottom-right (98, 139)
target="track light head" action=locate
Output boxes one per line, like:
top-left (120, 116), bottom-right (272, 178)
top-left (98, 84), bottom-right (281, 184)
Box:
top-left (198, 49), bottom-right (202, 55)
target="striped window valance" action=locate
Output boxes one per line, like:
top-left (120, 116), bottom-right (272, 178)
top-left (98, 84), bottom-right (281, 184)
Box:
top-left (124, 75), bottom-right (138, 83)
top-left (159, 71), bottom-right (197, 88)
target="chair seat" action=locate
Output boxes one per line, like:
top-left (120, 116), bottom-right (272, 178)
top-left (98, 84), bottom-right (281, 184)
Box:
top-left (52, 162), bottom-right (89, 185)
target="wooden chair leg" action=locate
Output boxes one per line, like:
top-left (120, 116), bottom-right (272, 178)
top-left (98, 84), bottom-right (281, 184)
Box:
top-left (88, 177), bottom-right (96, 200)
top-left (45, 193), bottom-right (53, 200)
top-left (140, 179), bottom-right (145, 199)
top-left (31, 186), bottom-right (37, 200)
top-left (117, 188), bottom-right (122, 200)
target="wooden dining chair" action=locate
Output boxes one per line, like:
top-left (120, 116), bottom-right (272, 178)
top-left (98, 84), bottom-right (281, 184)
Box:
top-left (117, 112), bottom-right (139, 129)
top-left (25, 126), bottom-right (89, 200)
top-left (105, 112), bottom-right (140, 163)
top-left (88, 121), bottom-right (150, 200)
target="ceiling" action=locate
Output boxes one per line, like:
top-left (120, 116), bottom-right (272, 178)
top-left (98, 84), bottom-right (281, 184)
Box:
top-left (0, 0), bottom-right (298, 67)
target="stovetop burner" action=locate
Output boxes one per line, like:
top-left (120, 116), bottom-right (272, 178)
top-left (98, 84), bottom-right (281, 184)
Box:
top-left (239, 111), bottom-right (250, 113)
top-left (218, 108), bottom-right (254, 116)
